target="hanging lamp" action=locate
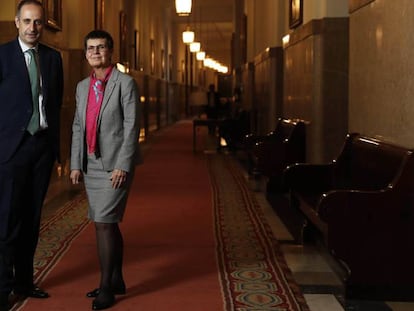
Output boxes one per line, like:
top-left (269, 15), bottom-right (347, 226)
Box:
top-left (175, 0), bottom-right (192, 16)
top-left (182, 27), bottom-right (195, 44)
top-left (196, 51), bottom-right (205, 60)
top-left (189, 41), bottom-right (201, 53)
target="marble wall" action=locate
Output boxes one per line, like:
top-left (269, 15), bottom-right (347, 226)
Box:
top-left (254, 47), bottom-right (284, 135)
top-left (283, 18), bottom-right (349, 163)
top-left (349, 0), bottom-right (414, 148)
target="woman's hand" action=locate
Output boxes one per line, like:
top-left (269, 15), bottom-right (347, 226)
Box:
top-left (70, 169), bottom-right (82, 184)
top-left (111, 169), bottom-right (127, 189)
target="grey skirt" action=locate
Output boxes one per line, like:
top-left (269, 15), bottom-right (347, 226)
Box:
top-left (83, 154), bottom-right (133, 223)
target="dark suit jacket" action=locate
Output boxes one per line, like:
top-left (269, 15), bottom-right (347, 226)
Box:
top-left (0, 38), bottom-right (63, 163)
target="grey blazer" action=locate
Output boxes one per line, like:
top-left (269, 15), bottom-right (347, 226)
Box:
top-left (70, 67), bottom-right (142, 173)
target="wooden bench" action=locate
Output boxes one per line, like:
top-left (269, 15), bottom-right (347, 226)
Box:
top-left (245, 118), bottom-right (306, 193)
top-left (284, 133), bottom-right (414, 300)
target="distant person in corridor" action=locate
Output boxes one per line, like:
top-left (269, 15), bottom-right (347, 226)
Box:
top-left (70, 30), bottom-right (142, 310)
top-left (0, 1), bottom-right (63, 310)
top-left (205, 83), bottom-right (221, 134)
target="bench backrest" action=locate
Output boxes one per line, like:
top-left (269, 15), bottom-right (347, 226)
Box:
top-left (333, 133), bottom-right (412, 190)
top-left (268, 118), bottom-right (306, 143)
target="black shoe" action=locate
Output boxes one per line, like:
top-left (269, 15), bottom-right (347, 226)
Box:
top-left (86, 285), bottom-right (126, 298)
top-left (86, 288), bottom-right (100, 298)
top-left (0, 293), bottom-right (9, 311)
top-left (91, 289), bottom-right (115, 310)
top-left (15, 286), bottom-right (49, 299)
top-left (0, 293), bottom-right (11, 311)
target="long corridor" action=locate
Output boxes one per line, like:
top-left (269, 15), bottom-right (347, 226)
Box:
top-left (13, 121), bottom-right (414, 311)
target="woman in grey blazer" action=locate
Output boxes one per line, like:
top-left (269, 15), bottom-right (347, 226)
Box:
top-left (70, 30), bottom-right (142, 310)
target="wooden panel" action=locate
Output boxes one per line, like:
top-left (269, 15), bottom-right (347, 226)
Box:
top-left (349, 0), bottom-right (375, 13)
top-left (0, 22), bottom-right (17, 44)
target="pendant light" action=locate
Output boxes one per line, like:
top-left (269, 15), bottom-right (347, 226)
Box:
top-left (175, 0), bottom-right (192, 16)
top-left (182, 27), bottom-right (195, 44)
top-left (196, 51), bottom-right (205, 61)
top-left (189, 41), bottom-right (201, 53)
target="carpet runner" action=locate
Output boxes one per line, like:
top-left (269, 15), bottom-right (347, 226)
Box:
top-left (11, 194), bottom-right (90, 311)
top-left (208, 155), bottom-right (309, 311)
top-left (14, 121), bottom-right (309, 310)
top-left (34, 194), bottom-right (90, 283)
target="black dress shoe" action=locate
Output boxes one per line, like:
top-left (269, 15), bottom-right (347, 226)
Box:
top-left (15, 286), bottom-right (49, 299)
top-left (28, 286), bottom-right (49, 299)
top-left (0, 293), bottom-right (10, 311)
top-left (86, 285), bottom-right (126, 298)
top-left (91, 290), bottom-right (115, 310)
top-left (86, 288), bottom-right (100, 298)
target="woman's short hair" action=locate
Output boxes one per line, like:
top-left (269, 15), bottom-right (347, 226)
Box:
top-left (84, 30), bottom-right (114, 51)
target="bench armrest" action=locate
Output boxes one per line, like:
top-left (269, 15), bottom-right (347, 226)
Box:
top-left (252, 140), bottom-right (286, 175)
top-left (244, 133), bottom-right (268, 148)
top-left (319, 188), bottom-right (414, 271)
top-left (284, 163), bottom-right (334, 192)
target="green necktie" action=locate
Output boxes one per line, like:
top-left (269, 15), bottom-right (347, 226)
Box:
top-left (26, 49), bottom-right (40, 135)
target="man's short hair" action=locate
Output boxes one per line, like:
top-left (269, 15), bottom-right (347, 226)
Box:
top-left (16, 0), bottom-right (43, 18)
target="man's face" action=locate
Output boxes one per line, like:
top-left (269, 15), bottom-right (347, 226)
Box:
top-left (85, 38), bottom-right (113, 69)
top-left (15, 4), bottom-right (44, 47)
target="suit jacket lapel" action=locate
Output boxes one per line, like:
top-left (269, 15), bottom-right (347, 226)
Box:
top-left (12, 39), bottom-right (31, 92)
top-left (31, 44), bottom-right (50, 108)
top-left (79, 78), bottom-right (90, 131)
top-left (97, 68), bottom-right (118, 124)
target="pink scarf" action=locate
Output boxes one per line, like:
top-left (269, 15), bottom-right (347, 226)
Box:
top-left (86, 65), bottom-right (113, 154)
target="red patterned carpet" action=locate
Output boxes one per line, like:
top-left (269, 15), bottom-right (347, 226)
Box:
top-left (15, 121), bottom-right (309, 311)
top-left (209, 155), bottom-right (309, 310)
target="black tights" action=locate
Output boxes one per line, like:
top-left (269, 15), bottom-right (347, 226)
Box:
top-left (94, 222), bottom-right (124, 291)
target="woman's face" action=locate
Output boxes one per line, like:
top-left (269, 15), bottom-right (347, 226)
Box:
top-left (85, 38), bottom-right (112, 69)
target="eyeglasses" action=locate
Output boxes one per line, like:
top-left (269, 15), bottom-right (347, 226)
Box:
top-left (86, 44), bottom-right (107, 53)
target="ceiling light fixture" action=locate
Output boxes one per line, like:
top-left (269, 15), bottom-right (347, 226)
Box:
top-left (182, 27), bottom-right (195, 44)
top-left (189, 41), bottom-right (201, 53)
top-left (196, 51), bottom-right (205, 60)
top-left (175, 0), bottom-right (192, 16)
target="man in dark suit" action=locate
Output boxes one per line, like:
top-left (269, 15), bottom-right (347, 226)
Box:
top-left (205, 84), bottom-right (221, 134)
top-left (0, 1), bottom-right (63, 309)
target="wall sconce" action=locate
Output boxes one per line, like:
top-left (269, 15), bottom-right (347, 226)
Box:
top-left (175, 0), bottom-right (192, 16)
top-left (182, 27), bottom-right (195, 44)
top-left (189, 41), bottom-right (200, 53)
top-left (282, 34), bottom-right (290, 47)
top-left (116, 62), bottom-right (129, 73)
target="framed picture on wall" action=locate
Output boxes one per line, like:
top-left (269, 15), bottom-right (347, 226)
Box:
top-left (44, 0), bottom-right (62, 31)
top-left (161, 49), bottom-right (165, 79)
top-left (150, 39), bottom-right (155, 75)
top-left (289, 0), bottom-right (303, 29)
top-left (95, 0), bottom-right (104, 29)
top-left (119, 11), bottom-right (128, 64)
top-left (181, 60), bottom-right (185, 83)
top-left (169, 54), bottom-right (173, 81)
top-left (134, 30), bottom-right (140, 70)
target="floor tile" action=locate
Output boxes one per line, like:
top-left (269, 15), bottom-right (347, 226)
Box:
top-left (304, 294), bottom-right (344, 311)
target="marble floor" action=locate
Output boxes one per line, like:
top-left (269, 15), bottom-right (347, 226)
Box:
top-left (244, 168), bottom-right (414, 311)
